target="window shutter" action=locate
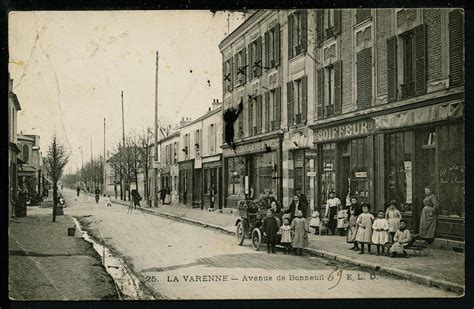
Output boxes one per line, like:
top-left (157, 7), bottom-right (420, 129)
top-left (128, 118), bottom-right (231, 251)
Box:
top-left (316, 10), bottom-right (323, 46)
top-left (355, 9), bottom-right (371, 24)
top-left (317, 68), bottom-right (324, 119)
top-left (387, 36), bottom-right (398, 102)
top-left (264, 31), bottom-right (270, 69)
top-left (414, 23), bottom-right (427, 96)
top-left (241, 98), bottom-right (246, 137)
top-left (449, 9), bottom-right (464, 87)
top-left (357, 48), bottom-right (372, 110)
top-left (275, 23), bottom-right (281, 66)
top-left (264, 91), bottom-right (270, 132)
top-left (256, 95), bottom-right (262, 134)
top-left (238, 102), bottom-right (244, 138)
top-left (276, 86), bottom-right (281, 129)
top-left (288, 14), bottom-right (294, 59)
top-left (334, 60), bottom-right (343, 115)
top-left (248, 44), bottom-right (253, 80)
top-left (301, 10), bottom-right (308, 52)
top-left (229, 56), bottom-right (234, 91)
top-left (302, 76), bottom-right (307, 124)
top-left (256, 37), bottom-right (262, 77)
top-left (334, 10), bottom-right (342, 35)
top-left (242, 47), bottom-right (247, 85)
top-left (248, 99), bottom-right (253, 136)
top-left (233, 54), bottom-right (239, 87)
top-left (287, 81), bottom-right (294, 127)
top-left (222, 59), bottom-right (226, 93)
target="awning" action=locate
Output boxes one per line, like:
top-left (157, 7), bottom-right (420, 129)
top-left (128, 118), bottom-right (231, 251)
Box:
top-left (373, 101), bottom-right (464, 130)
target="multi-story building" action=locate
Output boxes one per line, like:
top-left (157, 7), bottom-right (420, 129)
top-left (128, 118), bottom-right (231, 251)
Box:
top-left (220, 9), bottom-right (464, 241)
top-left (8, 75), bottom-right (21, 217)
top-left (17, 134), bottom-right (42, 197)
top-left (157, 132), bottom-right (180, 205)
top-left (176, 100), bottom-right (223, 208)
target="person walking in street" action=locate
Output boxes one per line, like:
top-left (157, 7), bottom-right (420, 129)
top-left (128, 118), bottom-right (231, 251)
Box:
top-left (285, 195), bottom-right (307, 222)
top-left (131, 189), bottom-right (142, 209)
top-left (291, 210), bottom-right (309, 256)
top-left (385, 200), bottom-right (402, 242)
top-left (324, 191), bottom-right (342, 236)
top-left (157, 187), bottom-right (167, 205)
top-left (390, 219), bottom-right (411, 258)
top-left (372, 210), bottom-right (390, 256)
top-left (279, 217), bottom-right (292, 254)
top-left (76, 185), bottom-right (80, 197)
top-left (106, 195), bottom-right (112, 207)
top-left (94, 188), bottom-right (100, 204)
top-left (309, 209), bottom-right (321, 235)
top-left (262, 209), bottom-right (279, 254)
top-left (419, 187), bottom-right (438, 244)
top-left (355, 204), bottom-right (374, 255)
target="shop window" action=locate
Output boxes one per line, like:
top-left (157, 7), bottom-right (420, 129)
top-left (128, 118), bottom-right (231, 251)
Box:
top-left (438, 123), bottom-right (464, 217)
top-left (350, 138), bottom-right (370, 203)
top-left (293, 150), bottom-right (305, 195)
top-left (227, 157), bottom-right (245, 198)
top-left (204, 169), bottom-right (210, 194)
top-left (385, 131), bottom-right (414, 213)
top-left (320, 142), bottom-right (336, 204)
top-left (254, 152), bottom-right (278, 198)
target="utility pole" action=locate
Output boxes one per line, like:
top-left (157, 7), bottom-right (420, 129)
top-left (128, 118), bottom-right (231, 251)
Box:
top-left (103, 117), bottom-right (106, 195)
top-left (121, 90), bottom-right (127, 201)
top-left (79, 146), bottom-right (83, 190)
top-left (91, 135), bottom-right (93, 190)
top-left (154, 51), bottom-right (159, 207)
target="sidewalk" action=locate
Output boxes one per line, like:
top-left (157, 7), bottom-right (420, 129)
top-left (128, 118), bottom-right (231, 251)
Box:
top-left (107, 197), bottom-right (464, 294)
top-left (9, 207), bottom-right (119, 300)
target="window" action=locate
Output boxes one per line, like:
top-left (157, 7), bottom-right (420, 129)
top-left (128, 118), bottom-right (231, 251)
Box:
top-left (288, 11), bottom-right (307, 59)
top-left (194, 129), bottom-right (201, 157)
top-left (249, 38), bottom-right (262, 78)
top-left (224, 57), bottom-right (233, 92)
top-left (355, 9), bottom-right (371, 24)
top-left (183, 134), bottom-right (190, 159)
top-left (265, 23), bottom-right (280, 69)
top-left (401, 31), bottom-right (415, 98)
top-left (287, 77), bottom-right (307, 126)
top-left (22, 144), bottom-right (29, 163)
top-left (173, 142), bottom-right (177, 164)
top-left (325, 9), bottom-right (334, 29)
top-left (204, 169), bottom-right (210, 194)
top-left (236, 48), bottom-right (247, 86)
top-left (320, 143), bottom-right (336, 205)
top-left (227, 157), bottom-right (245, 197)
top-left (317, 61), bottom-right (342, 119)
top-left (256, 95), bottom-right (262, 134)
top-left (209, 124), bottom-right (215, 153)
top-left (356, 47), bottom-right (373, 109)
top-left (316, 10), bottom-right (341, 45)
top-left (254, 152), bottom-right (278, 198)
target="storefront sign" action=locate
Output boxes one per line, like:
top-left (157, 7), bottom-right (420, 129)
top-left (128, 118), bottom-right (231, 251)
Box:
top-left (404, 161), bottom-right (413, 204)
top-left (314, 120), bottom-right (374, 143)
top-left (223, 137), bottom-right (279, 156)
top-left (354, 172), bottom-right (367, 178)
top-left (284, 129), bottom-right (311, 150)
top-left (307, 171), bottom-right (316, 177)
top-left (306, 150), bottom-right (317, 158)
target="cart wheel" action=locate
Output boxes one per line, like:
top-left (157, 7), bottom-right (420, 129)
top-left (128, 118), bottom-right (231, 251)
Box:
top-left (236, 222), bottom-right (245, 246)
top-left (251, 228), bottom-right (262, 251)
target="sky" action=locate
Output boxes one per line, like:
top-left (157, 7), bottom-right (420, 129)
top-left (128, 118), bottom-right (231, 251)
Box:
top-left (9, 10), bottom-right (246, 173)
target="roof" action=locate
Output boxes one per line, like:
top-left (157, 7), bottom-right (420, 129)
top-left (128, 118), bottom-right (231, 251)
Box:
top-left (17, 134), bottom-right (35, 142)
top-left (178, 105), bottom-right (222, 130)
top-left (218, 10), bottom-right (266, 50)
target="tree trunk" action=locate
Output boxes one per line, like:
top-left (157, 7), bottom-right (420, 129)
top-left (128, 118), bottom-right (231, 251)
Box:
top-left (52, 183), bottom-right (58, 222)
top-left (120, 173), bottom-right (123, 200)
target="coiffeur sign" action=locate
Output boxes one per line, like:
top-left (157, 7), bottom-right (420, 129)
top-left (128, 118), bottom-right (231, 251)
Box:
top-left (314, 119), bottom-right (374, 142)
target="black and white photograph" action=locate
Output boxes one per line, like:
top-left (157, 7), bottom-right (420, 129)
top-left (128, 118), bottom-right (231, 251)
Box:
top-left (7, 8), bottom-right (465, 300)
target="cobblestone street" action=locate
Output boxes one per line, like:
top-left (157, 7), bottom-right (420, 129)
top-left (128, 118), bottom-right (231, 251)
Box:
top-left (61, 190), bottom-right (458, 299)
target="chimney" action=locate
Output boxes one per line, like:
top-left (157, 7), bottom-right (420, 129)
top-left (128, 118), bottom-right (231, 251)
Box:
top-left (180, 117), bottom-right (191, 128)
top-left (211, 99), bottom-right (222, 110)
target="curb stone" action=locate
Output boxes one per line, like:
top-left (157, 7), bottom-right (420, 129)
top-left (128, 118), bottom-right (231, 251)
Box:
top-left (108, 197), bottom-right (464, 294)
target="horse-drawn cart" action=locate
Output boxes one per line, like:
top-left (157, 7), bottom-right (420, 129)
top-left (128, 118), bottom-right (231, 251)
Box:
top-left (235, 197), bottom-right (282, 251)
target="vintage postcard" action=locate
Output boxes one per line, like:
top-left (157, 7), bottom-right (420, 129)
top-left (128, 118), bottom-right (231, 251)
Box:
top-left (8, 9), bottom-right (465, 300)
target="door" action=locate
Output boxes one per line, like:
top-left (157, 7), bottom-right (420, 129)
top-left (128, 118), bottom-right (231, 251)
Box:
top-left (337, 141), bottom-right (351, 206)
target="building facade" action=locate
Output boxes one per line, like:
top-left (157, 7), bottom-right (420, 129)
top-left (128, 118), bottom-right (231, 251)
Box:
top-left (17, 134), bottom-right (42, 198)
top-left (219, 9), bottom-right (464, 241)
top-left (157, 132), bottom-right (180, 205)
top-left (8, 75), bottom-right (21, 217)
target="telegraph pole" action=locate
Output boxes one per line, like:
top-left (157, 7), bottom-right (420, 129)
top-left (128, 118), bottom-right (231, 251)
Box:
top-left (90, 135), bottom-right (93, 190)
top-left (121, 91), bottom-right (127, 201)
top-left (154, 51), bottom-right (159, 206)
top-left (103, 117), bottom-right (106, 195)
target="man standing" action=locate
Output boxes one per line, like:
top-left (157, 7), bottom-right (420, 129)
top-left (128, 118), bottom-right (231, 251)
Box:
top-left (76, 185), bottom-right (80, 197)
top-left (94, 187), bottom-right (100, 204)
top-left (285, 195), bottom-right (307, 222)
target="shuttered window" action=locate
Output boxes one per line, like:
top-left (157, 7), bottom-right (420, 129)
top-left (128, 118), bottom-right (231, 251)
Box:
top-left (387, 36), bottom-right (398, 102)
top-left (287, 81), bottom-right (293, 127)
top-left (275, 87), bottom-right (281, 129)
top-left (264, 91), bottom-right (270, 132)
top-left (355, 9), bottom-right (371, 24)
top-left (316, 10), bottom-right (324, 46)
top-left (316, 68), bottom-right (324, 119)
top-left (301, 76), bottom-right (307, 124)
top-left (449, 9), bottom-right (464, 87)
top-left (265, 23), bottom-right (281, 69)
top-left (414, 24), bottom-right (427, 96)
top-left (356, 48), bottom-right (372, 110)
top-left (288, 11), bottom-right (307, 59)
top-left (256, 95), bottom-right (262, 134)
top-left (224, 58), bottom-right (233, 92)
top-left (334, 60), bottom-right (342, 115)
top-left (251, 38), bottom-right (263, 78)
top-left (248, 99), bottom-right (253, 136)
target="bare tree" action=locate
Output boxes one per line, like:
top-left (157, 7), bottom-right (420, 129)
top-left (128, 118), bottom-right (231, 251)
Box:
top-left (45, 135), bottom-right (70, 222)
top-left (137, 128), bottom-right (154, 205)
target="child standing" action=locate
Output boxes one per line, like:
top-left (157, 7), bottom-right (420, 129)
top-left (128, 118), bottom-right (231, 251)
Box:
top-left (355, 204), bottom-right (375, 254)
top-left (309, 210), bottom-right (321, 235)
top-left (262, 209), bottom-right (279, 254)
top-left (279, 217), bottom-right (292, 254)
top-left (347, 209), bottom-right (358, 249)
top-left (106, 195), bottom-right (112, 207)
top-left (291, 210), bottom-right (309, 256)
top-left (372, 210), bottom-right (390, 255)
top-left (385, 201), bottom-right (402, 242)
top-left (336, 204), bottom-right (348, 236)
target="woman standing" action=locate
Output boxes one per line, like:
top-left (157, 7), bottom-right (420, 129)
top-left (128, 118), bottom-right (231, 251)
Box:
top-left (324, 191), bottom-right (342, 236)
top-left (419, 187), bottom-right (438, 244)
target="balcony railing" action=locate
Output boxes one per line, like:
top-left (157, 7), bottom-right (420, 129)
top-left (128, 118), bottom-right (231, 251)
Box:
top-left (324, 105), bottom-right (335, 118)
top-left (401, 81), bottom-right (415, 99)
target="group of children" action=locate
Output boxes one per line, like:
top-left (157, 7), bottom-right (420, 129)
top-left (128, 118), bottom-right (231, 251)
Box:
top-left (308, 201), bottom-right (410, 258)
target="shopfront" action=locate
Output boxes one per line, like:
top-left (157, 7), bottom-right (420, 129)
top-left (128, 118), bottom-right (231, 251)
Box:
top-left (178, 160), bottom-right (193, 206)
top-left (202, 155), bottom-right (222, 209)
top-left (312, 100), bottom-right (465, 240)
top-left (223, 136), bottom-right (282, 208)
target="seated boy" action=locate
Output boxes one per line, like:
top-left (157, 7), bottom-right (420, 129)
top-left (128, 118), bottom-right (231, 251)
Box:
top-left (389, 219), bottom-right (411, 258)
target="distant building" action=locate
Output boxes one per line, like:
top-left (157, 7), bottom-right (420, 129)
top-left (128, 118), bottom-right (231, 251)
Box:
top-left (17, 134), bottom-right (42, 197)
